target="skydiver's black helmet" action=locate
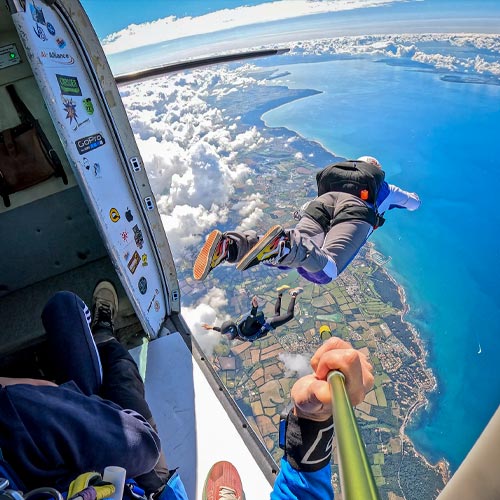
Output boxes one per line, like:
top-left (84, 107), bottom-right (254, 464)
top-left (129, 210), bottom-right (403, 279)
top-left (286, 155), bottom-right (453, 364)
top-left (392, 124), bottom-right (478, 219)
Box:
top-left (221, 320), bottom-right (238, 338)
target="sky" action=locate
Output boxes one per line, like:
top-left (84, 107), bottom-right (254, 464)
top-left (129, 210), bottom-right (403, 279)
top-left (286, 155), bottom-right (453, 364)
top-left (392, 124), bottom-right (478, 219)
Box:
top-left (79, 0), bottom-right (500, 67)
top-left (80, 0), bottom-right (279, 38)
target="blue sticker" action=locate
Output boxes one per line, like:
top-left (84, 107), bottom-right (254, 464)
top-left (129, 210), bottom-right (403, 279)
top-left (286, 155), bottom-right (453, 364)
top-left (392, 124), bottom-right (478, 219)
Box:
top-left (138, 277), bottom-right (148, 295)
top-left (47, 22), bottom-right (55, 36)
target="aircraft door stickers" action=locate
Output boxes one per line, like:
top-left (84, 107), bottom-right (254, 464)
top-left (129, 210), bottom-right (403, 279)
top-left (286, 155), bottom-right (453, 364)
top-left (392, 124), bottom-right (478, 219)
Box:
top-left (39, 49), bottom-right (75, 66)
top-left (138, 277), bottom-right (147, 295)
top-left (128, 251), bottom-right (140, 275)
top-left (82, 98), bottom-right (94, 115)
top-left (33, 24), bottom-right (47, 41)
top-left (16, 3), bottom-right (166, 333)
top-left (133, 225), bottom-right (144, 249)
top-left (63, 97), bottom-right (90, 131)
top-left (147, 289), bottom-right (160, 313)
top-left (29, 2), bottom-right (46, 25)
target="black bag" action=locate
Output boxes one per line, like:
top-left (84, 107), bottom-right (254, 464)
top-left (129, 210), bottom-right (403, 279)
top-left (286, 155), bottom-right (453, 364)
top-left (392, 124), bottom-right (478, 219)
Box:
top-left (0, 85), bottom-right (68, 207)
top-left (315, 160), bottom-right (385, 205)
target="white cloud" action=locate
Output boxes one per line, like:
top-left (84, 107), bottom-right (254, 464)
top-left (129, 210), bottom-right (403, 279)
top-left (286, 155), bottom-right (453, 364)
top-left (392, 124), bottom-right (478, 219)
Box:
top-left (234, 193), bottom-right (266, 232)
top-left (287, 34), bottom-right (500, 77)
top-left (102, 0), bottom-right (405, 55)
top-left (182, 287), bottom-right (231, 356)
top-left (120, 66), bottom-right (272, 259)
top-left (279, 352), bottom-right (313, 378)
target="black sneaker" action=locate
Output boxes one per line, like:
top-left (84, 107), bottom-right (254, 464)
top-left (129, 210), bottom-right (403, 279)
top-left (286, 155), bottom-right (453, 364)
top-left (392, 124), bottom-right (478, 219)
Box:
top-left (236, 225), bottom-right (290, 271)
top-left (91, 280), bottom-right (119, 334)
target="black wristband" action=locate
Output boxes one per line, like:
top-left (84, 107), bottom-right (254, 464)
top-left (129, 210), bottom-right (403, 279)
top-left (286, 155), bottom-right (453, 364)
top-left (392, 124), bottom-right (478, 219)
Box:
top-left (281, 410), bottom-right (334, 472)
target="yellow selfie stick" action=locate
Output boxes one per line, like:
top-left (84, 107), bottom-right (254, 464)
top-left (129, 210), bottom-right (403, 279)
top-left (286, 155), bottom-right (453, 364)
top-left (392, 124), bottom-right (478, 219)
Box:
top-left (322, 325), bottom-right (381, 500)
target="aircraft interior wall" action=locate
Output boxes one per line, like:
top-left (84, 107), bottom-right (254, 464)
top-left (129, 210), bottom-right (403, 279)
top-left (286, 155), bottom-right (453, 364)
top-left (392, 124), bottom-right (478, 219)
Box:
top-left (0, 7), bottom-right (143, 361)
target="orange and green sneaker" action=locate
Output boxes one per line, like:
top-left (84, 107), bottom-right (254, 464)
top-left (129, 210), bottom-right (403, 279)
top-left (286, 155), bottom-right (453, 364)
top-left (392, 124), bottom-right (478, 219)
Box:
top-left (193, 230), bottom-right (230, 281)
top-left (236, 225), bottom-right (290, 271)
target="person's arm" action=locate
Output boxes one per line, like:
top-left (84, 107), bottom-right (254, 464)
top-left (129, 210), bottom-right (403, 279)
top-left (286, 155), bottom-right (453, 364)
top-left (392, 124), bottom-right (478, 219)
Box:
top-left (271, 337), bottom-right (374, 500)
top-left (201, 323), bottom-right (221, 332)
top-left (379, 183), bottom-right (421, 212)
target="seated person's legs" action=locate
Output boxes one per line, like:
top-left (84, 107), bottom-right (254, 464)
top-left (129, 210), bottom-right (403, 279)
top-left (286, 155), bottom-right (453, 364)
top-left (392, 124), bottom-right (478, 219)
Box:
top-left (41, 290), bottom-right (101, 396)
top-left (90, 281), bottom-right (170, 493)
top-left (43, 283), bottom-right (169, 494)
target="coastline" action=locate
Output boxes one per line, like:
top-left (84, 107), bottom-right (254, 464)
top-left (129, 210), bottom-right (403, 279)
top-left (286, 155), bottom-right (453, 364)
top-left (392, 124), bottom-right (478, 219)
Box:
top-left (251, 76), bottom-right (452, 488)
top-left (365, 243), bottom-right (451, 486)
top-left (241, 71), bottom-right (452, 491)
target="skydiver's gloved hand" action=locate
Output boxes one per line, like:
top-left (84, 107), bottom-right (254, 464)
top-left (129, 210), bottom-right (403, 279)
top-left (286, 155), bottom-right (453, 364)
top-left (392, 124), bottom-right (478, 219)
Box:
top-left (251, 296), bottom-right (258, 308)
top-left (281, 337), bottom-right (374, 471)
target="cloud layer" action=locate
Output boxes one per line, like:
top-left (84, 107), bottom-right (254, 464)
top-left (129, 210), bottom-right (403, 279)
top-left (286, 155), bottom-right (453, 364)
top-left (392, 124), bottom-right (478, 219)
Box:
top-left (120, 67), bottom-right (268, 258)
top-left (287, 34), bottom-right (500, 77)
top-left (182, 287), bottom-right (231, 356)
top-left (102, 0), bottom-right (403, 55)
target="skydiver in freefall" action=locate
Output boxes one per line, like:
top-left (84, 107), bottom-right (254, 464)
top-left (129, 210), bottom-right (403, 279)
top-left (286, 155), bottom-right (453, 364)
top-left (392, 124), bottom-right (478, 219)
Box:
top-left (193, 156), bottom-right (420, 284)
top-left (201, 286), bottom-right (303, 342)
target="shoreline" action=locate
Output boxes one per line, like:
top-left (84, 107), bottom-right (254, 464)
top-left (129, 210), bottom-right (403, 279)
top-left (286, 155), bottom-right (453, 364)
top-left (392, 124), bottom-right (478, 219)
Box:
top-left (248, 73), bottom-right (452, 488)
top-left (365, 243), bottom-right (451, 486)
top-left (250, 74), bottom-right (452, 486)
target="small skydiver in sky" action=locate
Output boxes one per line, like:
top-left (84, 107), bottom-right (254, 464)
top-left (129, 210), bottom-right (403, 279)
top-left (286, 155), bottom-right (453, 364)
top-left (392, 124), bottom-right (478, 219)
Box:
top-left (202, 286), bottom-right (303, 342)
top-left (193, 156), bottom-right (420, 284)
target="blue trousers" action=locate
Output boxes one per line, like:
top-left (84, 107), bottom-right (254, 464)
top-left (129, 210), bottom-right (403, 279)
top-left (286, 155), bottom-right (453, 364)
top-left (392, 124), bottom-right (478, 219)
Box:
top-left (41, 291), bottom-right (166, 493)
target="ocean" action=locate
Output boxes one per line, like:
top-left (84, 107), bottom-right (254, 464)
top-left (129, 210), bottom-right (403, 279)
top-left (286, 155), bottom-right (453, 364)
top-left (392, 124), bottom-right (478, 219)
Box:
top-left (260, 56), bottom-right (500, 471)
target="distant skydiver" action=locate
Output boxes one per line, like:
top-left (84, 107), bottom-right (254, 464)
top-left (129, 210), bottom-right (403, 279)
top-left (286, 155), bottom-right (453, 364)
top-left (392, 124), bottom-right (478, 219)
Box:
top-left (201, 286), bottom-right (303, 342)
top-left (193, 156), bottom-right (420, 284)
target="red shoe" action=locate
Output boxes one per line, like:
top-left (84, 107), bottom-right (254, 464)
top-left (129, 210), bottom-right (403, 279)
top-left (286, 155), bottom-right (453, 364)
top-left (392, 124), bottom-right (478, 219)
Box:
top-left (202, 461), bottom-right (243, 500)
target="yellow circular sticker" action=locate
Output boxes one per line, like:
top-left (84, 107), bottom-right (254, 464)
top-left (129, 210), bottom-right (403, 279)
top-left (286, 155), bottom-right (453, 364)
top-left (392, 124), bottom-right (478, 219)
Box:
top-left (109, 208), bottom-right (120, 222)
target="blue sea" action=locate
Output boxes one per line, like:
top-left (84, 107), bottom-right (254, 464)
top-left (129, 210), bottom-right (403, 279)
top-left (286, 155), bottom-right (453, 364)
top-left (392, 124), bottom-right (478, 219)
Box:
top-left (261, 56), bottom-right (500, 471)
